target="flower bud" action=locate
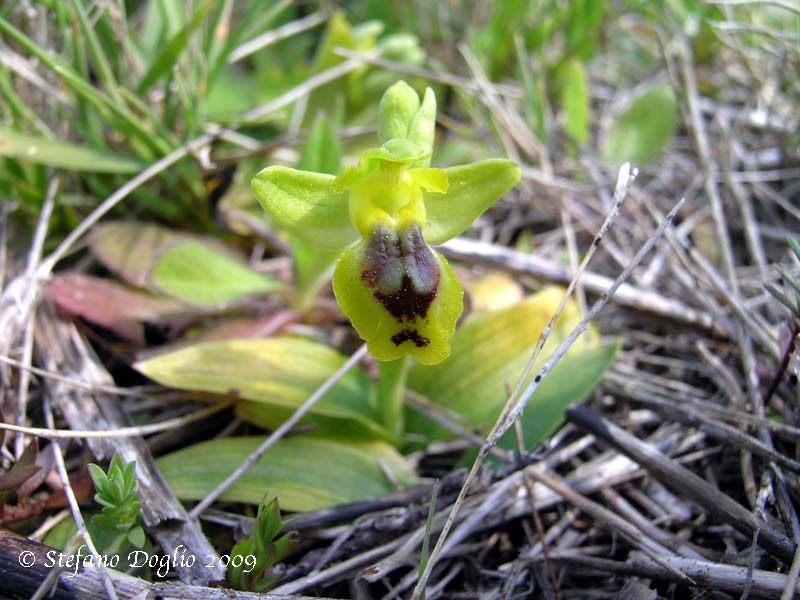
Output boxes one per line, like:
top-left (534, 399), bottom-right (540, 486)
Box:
top-left (378, 82), bottom-right (436, 168)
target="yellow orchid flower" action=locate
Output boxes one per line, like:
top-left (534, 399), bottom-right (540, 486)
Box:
top-left (252, 81), bottom-right (520, 364)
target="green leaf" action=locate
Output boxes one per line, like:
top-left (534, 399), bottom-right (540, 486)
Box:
top-left (127, 526), bottom-right (146, 549)
top-left (134, 336), bottom-right (390, 439)
top-left (156, 435), bottom-right (415, 511)
top-left (602, 82), bottom-right (678, 164)
top-left (496, 342), bottom-right (618, 453)
top-left (150, 240), bottom-right (285, 306)
top-left (298, 115), bottom-right (342, 176)
top-left (564, 0), bottom-right (606, 58)
top-left (422, 159), bottom-right (521, 245)
top-left (261, 499), bottom-right (284, 548)
top-left (252, 166), bottom-right (357, 250)
top-left (138, 0), bottom-right (212, 94)
top-left (292, 116), bottom-right (343, 307)
top-left (406, 287), bottom-right (617, 450)
top-left (560, 59), bottom-right (590, 144)
top-left (0, 129), bottom-right (142, 173)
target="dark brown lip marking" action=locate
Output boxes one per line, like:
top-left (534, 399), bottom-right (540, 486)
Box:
top-left (391, 328), bottom-right (430, 347)
top-left (361, 223), bottom-right (439, 322)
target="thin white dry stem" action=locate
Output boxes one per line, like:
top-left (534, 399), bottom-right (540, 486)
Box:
top-left (688, 244), bottom-right (780, 360)
top-left (29, 509), bottom-right (70, 542)
top-left (242, 52), bottom-right (376, 122)
top-left (561, 208), bottom-right (589, 325)
top-left (0, 47), bottom-right (72, 110)
top-left (719, 126), bottom-right (769, 282)
top-left (0, 401), bottom-right (231, 439)
top-left (0, 354), bottom-right (159, 399)
top-left (679, 42), bottom-right (738, 288)
top-left (30, 530), bottom-right (85, 600)
top-left (459, 44), bottom-right (534, 163)
top-left (42, 397), bottom-right (119, 600)
top-left (506, 163), bottom-right (634, 418)
top-left (14, 176), bottom-right (58, 457)
top-left (333, 47), bottom-right (523, 100)
top-left (707, 0), bottom-right (800, 16)
top-left (228, 10), bottom-right (327, 64)
top-left (411, 195), bottom-right (685, 600)
top-left (440, 236), bottom-right (715, 329)
top-left (188, 344), bottom-right (368, 519)
top-left (38, 136), bottom-right (211, 276)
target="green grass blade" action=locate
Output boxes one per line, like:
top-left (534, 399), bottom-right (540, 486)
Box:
top-left (0, 16), bottom-right (170, 158)
top-left (417, 479), bottom-right (439, 600)
top-left (69, 0), bottom-right (119, 96)
top-left (0, 129), bottom-right (143, 173)
top-left (138, 0), bottom-right (212, 95)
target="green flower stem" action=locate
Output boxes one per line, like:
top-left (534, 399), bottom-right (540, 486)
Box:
top-left (378, 356), bottom-right (411, 437)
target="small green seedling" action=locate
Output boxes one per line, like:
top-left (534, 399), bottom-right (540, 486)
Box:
top-left (253, 81), bottom-right (521, 365)
top-left (226, 495), bottom-right (298, 592)
top-left (87, 456), bottom-right (146, 550)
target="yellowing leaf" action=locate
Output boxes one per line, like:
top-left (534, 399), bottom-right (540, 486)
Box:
top-left (157, 435), bottom-right (415, 511)
top-left (135, 337), bottom-right (390, 439)
top-left (466, 272), bottom-right (524, 314)
top-left (406, 287), bottom-right (617, 450)
top-left (90, 222), bottom-right (180, 287)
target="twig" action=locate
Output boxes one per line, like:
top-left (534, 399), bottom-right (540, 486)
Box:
top-left (15, 176), bottom-right (58, 457)
top-left (41, 397), bottom-right (120, 600)
top-left (566, 405), bottom-right (797, 562)
top-left (228, 10), bottom-right (327, 64)
top-left (533, 552), bottom-right (793, 598)
top-left (439, 238), bottom-right (714, 329)
top-left (523, 468), bottom-right (689, 582)
top-left (0, 401), bottom-right (231, 439)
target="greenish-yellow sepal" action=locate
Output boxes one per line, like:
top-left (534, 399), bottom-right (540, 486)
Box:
top-left (251, 166), bottom-right (357, 250)
top-left (422, 159), bottom-right (522, 245)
